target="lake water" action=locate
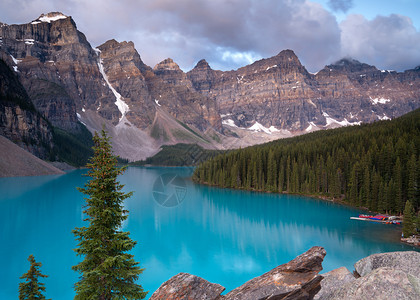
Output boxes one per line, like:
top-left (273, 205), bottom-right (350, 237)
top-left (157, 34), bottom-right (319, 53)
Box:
top-left (0, 167), bottom-right (417, 299)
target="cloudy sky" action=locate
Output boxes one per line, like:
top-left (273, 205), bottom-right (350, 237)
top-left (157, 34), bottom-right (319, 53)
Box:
top-left (1, 0), bottom-right (419, 73)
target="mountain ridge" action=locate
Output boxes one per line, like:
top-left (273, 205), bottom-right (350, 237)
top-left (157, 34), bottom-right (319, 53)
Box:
top-left (1, 12), bottom-right (419, 161)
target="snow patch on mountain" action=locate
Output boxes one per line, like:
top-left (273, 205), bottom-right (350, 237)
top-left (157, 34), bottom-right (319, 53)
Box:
top-left (33, 13), bottom-right (68, 24)
top-left (248, 122), bottom-right (280, 134)
top-left (95, 48), bottom-right (129, 121)
top-left (370, 96), bottom-right (391, 105)
top-left (305, 122), bottom-right (318, 132)
top-left (222, 119), bottom-right (238, 127)
top-left (323, 112), bottom-right (361, 127)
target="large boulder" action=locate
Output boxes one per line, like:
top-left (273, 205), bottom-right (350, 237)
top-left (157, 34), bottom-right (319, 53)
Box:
top-left (325, 267), bottom-right (420, 300)
top-left (354, 251), bottom-right (420, 278)
top-left (224, 246), bottom-right (326, 300)
top-left (149, 272), bottom-right (225, 300)
top-left (314, 267), bottom-right (355, 300)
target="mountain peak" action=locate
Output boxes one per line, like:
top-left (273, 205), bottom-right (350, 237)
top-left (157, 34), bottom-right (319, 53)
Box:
top-left (273, 49), bottom-right (301, 65)
top-left (153, 58), bottom-right (181, 71)
top-left (328, 57), bottom-right (377, 73)
top-left (277, 49), bottom-right (297, 57)
top-left (333, 57), bottom-right (362, 66)
top-left (31, 12), bottom-right (69, 24)
top-left (99, 39), bottom-right (120, 49)
top-left (193, 59), bottom-right (212, 70)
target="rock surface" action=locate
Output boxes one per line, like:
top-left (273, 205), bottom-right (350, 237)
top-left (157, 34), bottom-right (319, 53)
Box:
top-left (354, 251), bottom-right (420, 278)
top-left (150, 247), bottom-right (327, 300)
top-left (314, 267), bottom-right (355, 300)
top-left (325, 267), bottom-right (420, 300)
top-left (224, 246), bottom-right (326, 300)
top-left (0, 134), bottom-right (63, 177)
top-left (148, 249), bottom-right (420, 300)
top-left (0, 59), bottom-right (54, 159)
top-left (149, 272), bottom-right (225, 300)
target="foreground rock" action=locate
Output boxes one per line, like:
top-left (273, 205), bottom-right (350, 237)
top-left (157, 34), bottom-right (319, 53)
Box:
top-left (326, 267), bottom-right (420, 299)
top-left (323, 251), bottom-right (420, 300)
top-left (149, 273), bottom-right (225, 300)
top-left (225, 246), bottom-right (326, 300)
top-left (354, 251), bottom-right (420, 277)
top-left (150, 249), bottom-right (420, 300)
top-left (314, 267), bottom-right (355, 300)
top-left (150, 246), bottom-right (326, 300)
top-left (0, 135), bottom-right (64, 177)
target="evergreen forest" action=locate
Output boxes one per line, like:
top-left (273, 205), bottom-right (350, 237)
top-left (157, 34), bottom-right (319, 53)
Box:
top-left (193, 109), bottom-right (420, 215)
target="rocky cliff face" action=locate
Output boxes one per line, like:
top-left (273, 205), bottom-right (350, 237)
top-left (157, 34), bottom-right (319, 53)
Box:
top-left (186, 52), bottom-right (420, 131)
top-left (0, 12), bottom-right (116, 132)
top-left (0, 59), bottom-right (53, 159)
top-left (1, 12), bottom-right (419, 161)
top-left (0, 13), bottom-right (225, 160)
top-left (150, 57), bottom-right (221, 132)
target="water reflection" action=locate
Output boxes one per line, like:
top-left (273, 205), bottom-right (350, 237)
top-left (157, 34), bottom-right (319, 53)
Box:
top-left (122, 167), bottom-right (416, 296)
top-left (0, 167), bottom-right (416, 300)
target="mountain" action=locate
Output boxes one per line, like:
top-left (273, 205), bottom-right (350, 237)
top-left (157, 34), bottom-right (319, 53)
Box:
top-left (186, 53), bottom-right (420, 131)
top-left (1, 12), bottom-right (419, 161)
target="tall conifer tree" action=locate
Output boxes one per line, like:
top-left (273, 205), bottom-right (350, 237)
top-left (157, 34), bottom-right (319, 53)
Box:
top-left (19, 254), bottom-right (49, 300)
top-left (72, 129), bottom-right (147, 300)
top-left (403, 200), bottom-right (416, 238)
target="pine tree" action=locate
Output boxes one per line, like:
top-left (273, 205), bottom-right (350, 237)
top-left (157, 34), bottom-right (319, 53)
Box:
top-left (19, 255), bottom-right (49, 300)
top-left (416, 212), bottom-right (420, 233)
top-left (72, 129), bottom-right (147, 300)
top-left (403, 200), bottom-right (416, 238)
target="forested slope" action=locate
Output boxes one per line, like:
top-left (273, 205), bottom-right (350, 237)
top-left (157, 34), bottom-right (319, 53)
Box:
top-left (193, 109), bottom-right (420, 214)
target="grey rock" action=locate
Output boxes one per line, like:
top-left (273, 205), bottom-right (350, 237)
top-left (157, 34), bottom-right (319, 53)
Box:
top-left (224, 246), bottom-right (326, 300)
top-left (0, 59), bottom-right (54, 159)
top-left (149, 272), bottom-right (225, 300)
top-left (354, 251), bottom-right (420, 278)
top-left (325, 267), bottom-right (420, 300)
top-left (314, 267), bottom-right (355, 300)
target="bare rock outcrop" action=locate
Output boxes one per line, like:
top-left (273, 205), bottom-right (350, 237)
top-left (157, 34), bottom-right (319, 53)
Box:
top-left (224, 246), bottom-right (326, 300)
top-left (150, 246), bottom-right (327, 300)
top-left (149, 273), bottom-right (225, 300)
top-left (314, 267), bottom-right (355, 300)
top-left (324, 251), bottom-right (420, 300)
top-left (325, 267), bottom-right (420, 300)
top-left (354, 251), bottom-right (420, 278)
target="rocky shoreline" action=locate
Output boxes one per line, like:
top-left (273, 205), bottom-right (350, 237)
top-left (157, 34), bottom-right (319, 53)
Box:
top-left (150, 247), bottom-right (420, 299)
top-left (401, 235), bottom-right (420, 247)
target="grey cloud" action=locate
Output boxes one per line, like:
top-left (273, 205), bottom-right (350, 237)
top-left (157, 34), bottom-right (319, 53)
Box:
top-left (0, 0), bottom-right (418, 73)
top-left (123, 0), bottom-right (342, 72)
top-left (0, 0), bottom-right (341, 72)
top-left (340, 13), bottom-right (420, 71)
top-left (328, 0), bottom-right (354, 13)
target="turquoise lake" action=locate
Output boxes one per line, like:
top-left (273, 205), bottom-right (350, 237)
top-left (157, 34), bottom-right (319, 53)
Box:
top-left (0, 166), bottom-right (417, 299)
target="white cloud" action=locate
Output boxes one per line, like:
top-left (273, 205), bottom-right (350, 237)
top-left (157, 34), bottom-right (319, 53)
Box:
top-left (340, 13), bottom-right (420, 70)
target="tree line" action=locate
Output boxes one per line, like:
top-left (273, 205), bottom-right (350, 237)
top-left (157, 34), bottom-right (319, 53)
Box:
top-left (193, 109), bottom-right (420, 216)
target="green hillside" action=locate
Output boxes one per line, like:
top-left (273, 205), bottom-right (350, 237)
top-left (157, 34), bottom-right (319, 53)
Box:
top-left (131, 143), bottom-right (223, 166)
top-left (193, 109), bottom-right (420, 214)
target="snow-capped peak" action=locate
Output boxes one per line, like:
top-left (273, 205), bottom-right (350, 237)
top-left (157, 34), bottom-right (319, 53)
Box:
top-left (32, 12), bottom-right (68, 24)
